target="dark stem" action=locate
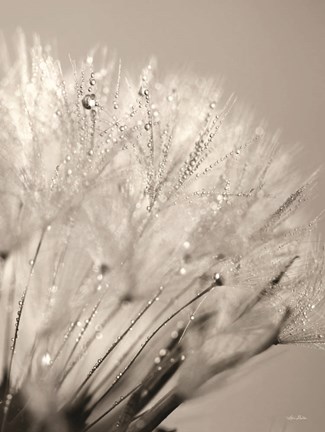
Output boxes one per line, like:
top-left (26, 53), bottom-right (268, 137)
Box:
top-left (126, 390), bottom-right (183, 432)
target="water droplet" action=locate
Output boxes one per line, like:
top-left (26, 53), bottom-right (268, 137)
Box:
top-left (159, 349), bottom-right (167, 357)
top-left (214, 273), bottom-right (224, 286)
top-left (50, 285), bottom-right (58, 293)
top-left (41, 352), bottom-right (52, 366)
top-left (138, 86), bottom-right (146, 96)
top-left (209, 101), bottom-right (216, 109)
top-left (141, 389), bottom-right (149, 398)
top-left (255, 126), bottom-right (264, 136)
top-left (82, 94), bottom-right (96, 110)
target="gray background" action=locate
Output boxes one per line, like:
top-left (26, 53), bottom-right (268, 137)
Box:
top-left (1, 1), bottom-right (324, 431)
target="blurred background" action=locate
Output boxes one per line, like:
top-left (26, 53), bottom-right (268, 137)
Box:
top-left (0, 1), bottom-right (324, 430)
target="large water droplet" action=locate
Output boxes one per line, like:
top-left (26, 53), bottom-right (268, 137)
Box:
top-left (82, 94), bottom-right (96, 110)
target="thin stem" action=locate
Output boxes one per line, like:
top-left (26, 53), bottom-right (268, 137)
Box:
top-left (72, 286), bottom-right (164, 401)
top-left (127, 390), bottom-right (183, 432)
top-left (1, 228), bottom-right (46, 432)
top-left (89, 283), bottom-right (214, 415)
top-left (89, 281), bottom-right (192, 402)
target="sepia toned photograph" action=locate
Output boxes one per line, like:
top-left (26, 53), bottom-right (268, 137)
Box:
top-left (0, 1), bottom-right (324, 431)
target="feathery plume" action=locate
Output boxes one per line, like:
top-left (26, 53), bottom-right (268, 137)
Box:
top-left (0, 33), bottom-right (323, 432)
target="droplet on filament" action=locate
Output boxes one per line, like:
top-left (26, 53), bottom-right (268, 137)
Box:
top-left (41, 352), bottom-right (52, 367)
top-left (82, 93), bottom-right (96, 110)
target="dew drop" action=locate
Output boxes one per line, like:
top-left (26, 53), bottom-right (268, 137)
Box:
top-left (141, 389), bottom-right (149, 398)
top-left (138, 86), bottom-right (146, 96)
top-left (214, 272), bottom-right (224, 286)
top-left (183, 241), bottom-right (190, 249)
top-left (255, 126), bottom-right (264, 136)
top-left (41, 352), bottom-right (52, 366)
top-left (82, 94), bottom-right (96, 110)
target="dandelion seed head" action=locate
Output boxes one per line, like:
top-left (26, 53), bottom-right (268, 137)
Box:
top-left (0, 33), bottom-right (323, 432)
